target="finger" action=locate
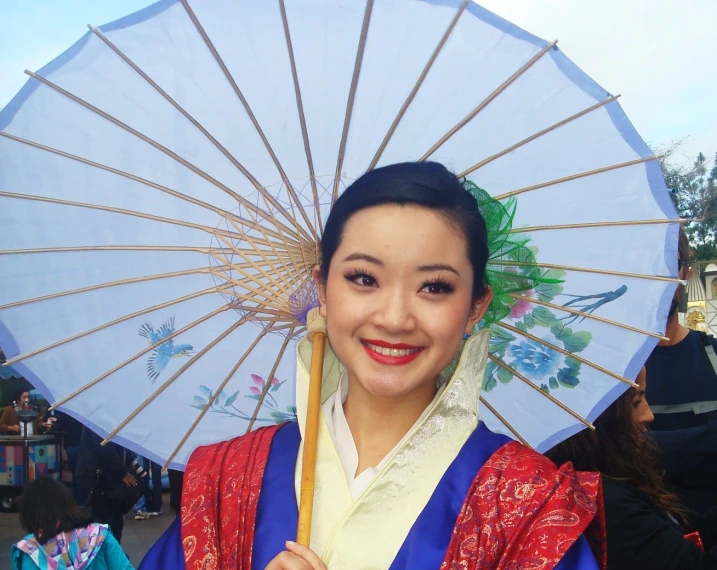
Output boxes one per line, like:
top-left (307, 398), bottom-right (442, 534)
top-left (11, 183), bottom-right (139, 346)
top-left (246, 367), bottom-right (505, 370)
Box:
top-left (285, 542), bottom-right (326, 570)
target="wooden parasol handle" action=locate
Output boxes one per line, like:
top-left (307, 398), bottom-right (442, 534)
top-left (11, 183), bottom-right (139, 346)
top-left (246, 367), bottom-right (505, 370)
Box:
top-left (297, 308), bottom-right (326, 546)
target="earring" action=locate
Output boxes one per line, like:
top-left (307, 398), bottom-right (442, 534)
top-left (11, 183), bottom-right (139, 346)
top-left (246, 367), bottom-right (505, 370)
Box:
top-left (463, 333), bottom-right (471, 341)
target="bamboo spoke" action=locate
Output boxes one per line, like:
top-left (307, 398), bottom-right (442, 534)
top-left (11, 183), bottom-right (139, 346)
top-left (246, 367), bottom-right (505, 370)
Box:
top-left (228, 197), bottom-right (307, 294)
top-left (162, 325), bottom-right (279, 469)
top-left (513, 218), bottom-right (682, 233)
top-left (332, 0), bottom-right (375, 202)
top-left (254, 191), bottom-right (314, 285)
top-left (368, 0), bottom-right (468, 170)
top-left (0, 131), bottom-right (305, 246)
top-left (497, 321), bottom-right (638, 387)
top-left (4, 283), bottom-right (232, 366)
top-left (177, 1), bottom-right (317, 243)
top-left (23, 72), bottom-right (313, 244)
top-left (213, 234), bottom-right (295, 301)
top-left (479, 395), bottom-right (529, 446)
top-left (88, 24), bottom-right (303, 237)
top-left (279, 0), bottom-right (321, 235)
top-left (487, 354), bottom-right (594, 429)
top-left (101, 315), bottom-right (254, 445)
top-left (510, 293), bottom-right (668, 341)
top-left (458, 95), bottom-right (620, 178)
top-left (246, 329), bottom-right (296, 433)
top-left (489, 259), bottom-right (683, 284)
top-left (0, 245), bottom-right (233, 255)
top-left (495, 156), bottom-right (660, 200)
top-left (421, 41), bottom-right (557, 161)
top-left (0, 190), bottom-right (243, 240)
top-left (49, 304), bottom-right (232, 411)
top-left (103, 320), bottom-right (297, 446)
top-left (0, 265), bottom-right (230, 311)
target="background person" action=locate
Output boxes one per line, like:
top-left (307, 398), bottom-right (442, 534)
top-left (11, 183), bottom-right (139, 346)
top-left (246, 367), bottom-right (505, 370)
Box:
top-left (645, 227), bottom-right (717, 514)
top-left (548, 368), bottom-right (717, 569)
top-left (11, 476), bottom-right (134, 570)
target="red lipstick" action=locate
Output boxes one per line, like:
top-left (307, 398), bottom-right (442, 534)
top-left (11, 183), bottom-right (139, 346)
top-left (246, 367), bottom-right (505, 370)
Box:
top-left (361, 339), bottom-right (424, 366)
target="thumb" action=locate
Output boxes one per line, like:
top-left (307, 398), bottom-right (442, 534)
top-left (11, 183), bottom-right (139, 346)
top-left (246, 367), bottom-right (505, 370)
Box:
top-left (285, 541), bottom-right (326, 570)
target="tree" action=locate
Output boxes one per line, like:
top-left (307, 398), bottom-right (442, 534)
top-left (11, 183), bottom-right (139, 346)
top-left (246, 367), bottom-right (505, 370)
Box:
top-left (661, 149), bottom-right (717, 262)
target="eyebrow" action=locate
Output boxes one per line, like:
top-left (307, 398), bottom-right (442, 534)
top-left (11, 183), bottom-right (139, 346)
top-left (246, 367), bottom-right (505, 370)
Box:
top-left (343, 253), bottom-right (383, 265)
top-left (342, 253), bottom-right (460, 276)
top-left (418, 263), bottom-right (459, 276)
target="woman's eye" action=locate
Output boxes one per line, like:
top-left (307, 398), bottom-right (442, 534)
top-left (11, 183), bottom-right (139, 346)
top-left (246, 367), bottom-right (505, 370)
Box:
top-left (421, 282), bottom-right (453, 294)
top-left (348, 273), bottom-right (377, 287)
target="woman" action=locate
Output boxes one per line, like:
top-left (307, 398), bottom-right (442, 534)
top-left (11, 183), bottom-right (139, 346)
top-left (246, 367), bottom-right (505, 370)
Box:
top-left (143, 162), bottom-right (604, 569)
top-left (548, 368), bottom-right (717, 569)
top-left (11, 476), bottom-right (134, 570)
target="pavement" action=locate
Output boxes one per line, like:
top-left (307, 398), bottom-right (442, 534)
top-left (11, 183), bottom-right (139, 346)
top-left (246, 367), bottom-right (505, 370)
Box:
top-left (0, 492), bottom-right (174, 568)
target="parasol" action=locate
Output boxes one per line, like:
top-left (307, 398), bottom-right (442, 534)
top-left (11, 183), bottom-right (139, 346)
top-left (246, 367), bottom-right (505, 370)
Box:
top-left (0, 0), bottom-right (678, 488)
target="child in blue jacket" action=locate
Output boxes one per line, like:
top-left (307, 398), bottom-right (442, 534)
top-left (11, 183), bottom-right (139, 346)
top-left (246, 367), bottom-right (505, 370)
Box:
top-left (11, 476), bottom-right (133, 570)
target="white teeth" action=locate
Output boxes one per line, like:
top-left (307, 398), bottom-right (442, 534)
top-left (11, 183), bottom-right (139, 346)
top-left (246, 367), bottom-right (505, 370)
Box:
top-left (365, 343), bottom-right (420, 357)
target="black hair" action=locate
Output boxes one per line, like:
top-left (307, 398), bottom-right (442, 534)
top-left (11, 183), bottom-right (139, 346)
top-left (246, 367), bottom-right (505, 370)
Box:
top-left (320, 162), bottom-right (489, 300)
top-left (15, 388), bottom-right (30, 401)
top-left (546, 382), bottom-right (686, 525)
top-left (18, 476), bottom-right (94, 544)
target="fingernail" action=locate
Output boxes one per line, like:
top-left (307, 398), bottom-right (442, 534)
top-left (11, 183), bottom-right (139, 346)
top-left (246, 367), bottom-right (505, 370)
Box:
top-left (286, 540), bottom-right (296, 546)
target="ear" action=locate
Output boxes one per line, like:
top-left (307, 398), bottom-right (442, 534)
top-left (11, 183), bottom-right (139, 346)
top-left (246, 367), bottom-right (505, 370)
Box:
top-left (312, 266), bottom-right (327, 318)
top-left (465, 286), bottom-right (493, 335)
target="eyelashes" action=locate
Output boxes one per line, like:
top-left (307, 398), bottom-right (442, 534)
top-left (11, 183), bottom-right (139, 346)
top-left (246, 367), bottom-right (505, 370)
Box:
top-left (343, 267), bottom-right (455, 294)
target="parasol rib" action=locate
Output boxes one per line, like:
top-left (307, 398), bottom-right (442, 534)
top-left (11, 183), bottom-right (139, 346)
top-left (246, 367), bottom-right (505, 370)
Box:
top-left (231, 196), bottom-right (311, 294)
top-left (177, 0), bottom-right (318, 243)
top-left (497, 321), bottom-right (638, 387)
top-left (513, 218), bottom-right (683, 233)
top-left (458, 95), bottom-right (620, 178)
top-left (495, 156), bottom-right (660, 200)
top-left (479, 396), bottom-right (529, 446)
top-left (49, 303), bottom-right (233, 411)
top-left (246, 330), bottom-right (296, 433)
top-left (3, 284), bottom-right (232, 366)
top-left (487, 354), bottom-right (594, 430)
top-left (368, 0), bottom-right (468, 170)
top-left (253, 168), bottom-right (316, 285)
top-left (0, 131), bottom-right (304, 245)
top-left (213, 232), bottom-right (294, 300)
top-left (278, 0), bottom-right (321, 235)
top-left (0, 265), bottom-right (230, 311)
top-left (102, 315), bottom-right (253, 445)
top-left (101, 320), bottom-right (297, 446)
top-left (490, 259), bottom-right (682, 284)
top-left (509, 293), bottom-right (668, 341)
top-left (0, 190), bottom-right (301, 253)
top-left (23, 71), bottom-right (314, 244)
top-left (332, 0), bottom-right (375, 202)
top-left (162, 325), bottom-right (282, 469)
top-left (420, 40), bottom-right (557, 161)
top-left (0, 245), bottom-right (233, 255)
top-left (208, 249), bottom-right (293, 312)
top-left (87, 24), bottom-right (304, 235)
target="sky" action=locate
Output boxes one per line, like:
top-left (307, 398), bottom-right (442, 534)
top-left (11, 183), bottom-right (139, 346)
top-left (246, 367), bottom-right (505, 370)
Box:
top-left (0, 0), bottom-right (714, 167)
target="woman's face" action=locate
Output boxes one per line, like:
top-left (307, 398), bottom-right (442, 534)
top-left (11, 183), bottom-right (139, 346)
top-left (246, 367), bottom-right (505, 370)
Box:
top-left (631, 367), bottom-right (654, 430)
top-left (315, 204), bottom-right (491, 402)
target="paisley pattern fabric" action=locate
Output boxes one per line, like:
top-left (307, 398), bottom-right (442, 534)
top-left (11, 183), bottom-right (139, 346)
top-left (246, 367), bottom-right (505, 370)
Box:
top-left (442, 440), bottom-right (606, 570)
top-left (181, 424), bottom-right (279, 570)
top-left (181, 423), bottom-right (605, 570)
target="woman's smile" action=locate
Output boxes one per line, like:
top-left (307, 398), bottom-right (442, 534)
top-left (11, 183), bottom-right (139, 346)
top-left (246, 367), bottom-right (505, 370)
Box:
top-left (361, 339), bottom-right (425, 366)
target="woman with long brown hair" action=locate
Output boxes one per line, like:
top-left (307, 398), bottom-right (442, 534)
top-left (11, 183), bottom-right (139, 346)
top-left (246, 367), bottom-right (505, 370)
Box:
top-left (548, 369), bottom-right (717, 569)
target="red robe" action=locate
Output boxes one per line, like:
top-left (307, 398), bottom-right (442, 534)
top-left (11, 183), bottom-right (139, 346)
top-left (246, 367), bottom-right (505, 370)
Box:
top-left (181, 424), bottom-right (606, 570)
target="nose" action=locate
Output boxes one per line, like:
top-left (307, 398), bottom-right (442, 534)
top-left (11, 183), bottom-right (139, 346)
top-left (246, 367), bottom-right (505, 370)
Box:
top-left (372, 286), bottom-right (416, 335)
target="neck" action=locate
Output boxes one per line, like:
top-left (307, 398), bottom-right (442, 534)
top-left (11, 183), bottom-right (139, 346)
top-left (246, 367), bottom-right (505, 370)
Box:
top-left (343, 377), bottom-right (436, 476)
top-left (659, 310), bottom-right (690, 346)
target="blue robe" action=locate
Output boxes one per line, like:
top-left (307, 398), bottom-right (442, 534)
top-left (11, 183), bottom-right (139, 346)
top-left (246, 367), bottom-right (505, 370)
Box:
top-left (141, 422), bottom-right (598, 569)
